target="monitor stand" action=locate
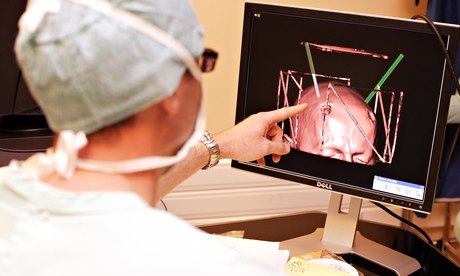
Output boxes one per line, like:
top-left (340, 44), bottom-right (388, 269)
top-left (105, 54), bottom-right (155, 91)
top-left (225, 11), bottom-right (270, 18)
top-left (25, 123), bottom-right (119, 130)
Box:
top-left (280, 192), bottom-right (421, 275)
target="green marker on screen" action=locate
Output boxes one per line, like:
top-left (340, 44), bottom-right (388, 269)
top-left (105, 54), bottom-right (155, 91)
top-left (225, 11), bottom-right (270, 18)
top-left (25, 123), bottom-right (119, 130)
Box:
top-left (305, 42), bottom-right (321, 98)
top-left (365, 53), bottom-right (404, 103)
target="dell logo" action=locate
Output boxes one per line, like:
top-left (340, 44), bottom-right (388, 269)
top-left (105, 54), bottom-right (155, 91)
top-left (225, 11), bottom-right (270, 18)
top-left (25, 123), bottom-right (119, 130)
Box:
top-left (316, 181), bottom-right (333, 190)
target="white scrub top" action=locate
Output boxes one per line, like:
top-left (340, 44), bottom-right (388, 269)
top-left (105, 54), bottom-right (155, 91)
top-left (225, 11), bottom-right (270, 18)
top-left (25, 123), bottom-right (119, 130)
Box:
top-left (0, 165), bottom-right (284, 276)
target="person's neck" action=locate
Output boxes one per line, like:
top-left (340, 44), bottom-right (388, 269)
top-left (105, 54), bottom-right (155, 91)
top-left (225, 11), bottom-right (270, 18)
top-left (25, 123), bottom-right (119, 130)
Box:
top-left (41, 168), bottom-right (161, 205)
top-left (41, 104), bottom-right (175, 206)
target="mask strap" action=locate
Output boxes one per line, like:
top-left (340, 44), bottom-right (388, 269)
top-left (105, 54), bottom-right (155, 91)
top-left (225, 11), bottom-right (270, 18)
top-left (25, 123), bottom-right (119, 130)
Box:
top-left (20, 131), bottom-right (88, 179)
top-left (76, 104), bottom-right (206, 174)
top-left (21, 105), bottom-right (204, 177)
top-left (67, 0), bottom-right (203, 82)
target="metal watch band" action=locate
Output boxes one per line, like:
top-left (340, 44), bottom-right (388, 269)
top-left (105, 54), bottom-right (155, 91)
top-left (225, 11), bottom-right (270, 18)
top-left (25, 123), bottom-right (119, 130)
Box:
top-left (199, 130), bottom-right (220, 170)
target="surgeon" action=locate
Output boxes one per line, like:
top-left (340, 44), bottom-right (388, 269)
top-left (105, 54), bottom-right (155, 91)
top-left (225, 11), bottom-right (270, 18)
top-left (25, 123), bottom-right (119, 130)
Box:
top-left (295, 82), bottom-right (377, 165)
top-left (0, 0), bottom-right (307, 275)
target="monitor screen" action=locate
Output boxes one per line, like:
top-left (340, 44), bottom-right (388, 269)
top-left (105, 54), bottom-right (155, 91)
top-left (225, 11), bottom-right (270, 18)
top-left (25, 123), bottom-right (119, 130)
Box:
top-left (232, 3), bottom-right (459, 214)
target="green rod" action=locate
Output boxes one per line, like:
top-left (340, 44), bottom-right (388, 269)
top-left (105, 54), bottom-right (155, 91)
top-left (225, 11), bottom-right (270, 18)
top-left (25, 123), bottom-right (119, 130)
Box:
top-left (305, 43), bottom-right (321, 98)
top-left (365, 53), bottom-right (404, 103)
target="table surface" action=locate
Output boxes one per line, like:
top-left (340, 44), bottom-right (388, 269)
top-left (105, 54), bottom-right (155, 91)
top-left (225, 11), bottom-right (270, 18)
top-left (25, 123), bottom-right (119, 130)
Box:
top-left (199, 212), bottom-right (460, 276)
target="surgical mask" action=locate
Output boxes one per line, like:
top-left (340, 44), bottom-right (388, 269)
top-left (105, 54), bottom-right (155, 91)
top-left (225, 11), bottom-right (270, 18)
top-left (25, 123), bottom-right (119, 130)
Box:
top-left (19, 0), bottom-right (206, 179)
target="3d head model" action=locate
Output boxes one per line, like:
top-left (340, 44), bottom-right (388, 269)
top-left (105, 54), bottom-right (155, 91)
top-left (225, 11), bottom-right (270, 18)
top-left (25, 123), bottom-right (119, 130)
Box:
top-left (295, 82), bottom-right (377, 165)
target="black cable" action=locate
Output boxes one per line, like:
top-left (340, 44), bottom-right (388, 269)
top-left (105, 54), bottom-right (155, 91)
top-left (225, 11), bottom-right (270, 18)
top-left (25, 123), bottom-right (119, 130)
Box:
top-left (373, 201), bottom-right (434, 246)
top-left (371, 14), bottom-right (460, 249)
top-left (411, 14), bottom-right (460, 94)
top-left (160, 199), bottom-right (168, 211)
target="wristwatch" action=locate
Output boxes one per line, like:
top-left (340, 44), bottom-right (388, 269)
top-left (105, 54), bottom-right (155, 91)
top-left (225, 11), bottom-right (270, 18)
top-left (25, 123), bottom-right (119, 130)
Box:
top-left (199, 130), bottom-right (220, 170)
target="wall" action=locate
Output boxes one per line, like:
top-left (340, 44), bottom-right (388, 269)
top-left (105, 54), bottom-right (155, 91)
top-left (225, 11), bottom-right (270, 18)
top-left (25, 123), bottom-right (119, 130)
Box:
top-left (163, 160), bottom-right (405, 226)
top-left (164, 160), bottom-right (454, 237)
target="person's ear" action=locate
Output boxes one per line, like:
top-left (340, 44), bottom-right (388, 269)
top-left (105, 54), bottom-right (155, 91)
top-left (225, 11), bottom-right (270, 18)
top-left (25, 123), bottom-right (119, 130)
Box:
top-left (160, 72), bottom-right (193, 115)
top-left (159, 91), bottom-right (181, 115)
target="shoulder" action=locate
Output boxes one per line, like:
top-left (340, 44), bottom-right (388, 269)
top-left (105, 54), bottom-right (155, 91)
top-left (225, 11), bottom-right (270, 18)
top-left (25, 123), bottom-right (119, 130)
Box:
top-left (100, 209), bottom-right (283, 275)
top-left (0, 162), bottom-right (33, 188)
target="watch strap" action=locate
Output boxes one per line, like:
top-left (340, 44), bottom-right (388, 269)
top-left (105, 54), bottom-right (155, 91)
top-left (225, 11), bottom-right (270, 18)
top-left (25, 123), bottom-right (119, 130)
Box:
top-left (199, 130), bottom-right (220, 170)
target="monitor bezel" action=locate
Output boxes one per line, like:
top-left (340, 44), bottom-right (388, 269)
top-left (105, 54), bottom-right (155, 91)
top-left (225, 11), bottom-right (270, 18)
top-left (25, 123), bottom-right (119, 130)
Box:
top-left (232, 2), bottom-right (460, 213)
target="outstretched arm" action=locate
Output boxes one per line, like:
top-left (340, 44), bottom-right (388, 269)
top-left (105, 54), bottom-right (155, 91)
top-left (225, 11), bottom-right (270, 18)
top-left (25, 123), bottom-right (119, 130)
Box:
top-left (155, 104), bottom-right (307, 201)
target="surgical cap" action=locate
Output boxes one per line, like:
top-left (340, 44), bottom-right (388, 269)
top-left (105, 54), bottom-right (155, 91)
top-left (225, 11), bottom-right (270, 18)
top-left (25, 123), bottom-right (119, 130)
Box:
top-left (15, 0), bottom-right (204, 134)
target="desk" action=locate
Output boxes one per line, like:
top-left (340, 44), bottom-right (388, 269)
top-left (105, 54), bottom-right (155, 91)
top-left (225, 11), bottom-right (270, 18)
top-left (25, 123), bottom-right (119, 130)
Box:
top-left (200, 212), bottom-right (460, 275)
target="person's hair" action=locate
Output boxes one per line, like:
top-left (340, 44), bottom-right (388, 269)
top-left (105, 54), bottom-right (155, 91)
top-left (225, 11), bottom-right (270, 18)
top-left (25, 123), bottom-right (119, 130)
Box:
top-left (87, 115), bottom-right (137, 143)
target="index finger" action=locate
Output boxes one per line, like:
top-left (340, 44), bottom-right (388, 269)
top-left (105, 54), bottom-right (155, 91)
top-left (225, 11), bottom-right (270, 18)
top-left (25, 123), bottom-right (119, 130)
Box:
top-left (263, 103), bottom-right (308, 125)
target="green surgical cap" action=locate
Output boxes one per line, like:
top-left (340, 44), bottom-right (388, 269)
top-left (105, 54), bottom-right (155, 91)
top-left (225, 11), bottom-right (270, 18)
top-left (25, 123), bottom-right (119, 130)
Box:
top-left (15, 0), bottom-right (204, 134)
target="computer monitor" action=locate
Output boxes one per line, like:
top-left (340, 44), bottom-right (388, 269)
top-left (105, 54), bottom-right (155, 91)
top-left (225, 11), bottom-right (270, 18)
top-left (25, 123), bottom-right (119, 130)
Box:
top-left (0, 0), bottom-right (52, 165)
top-left (0, 0), bottom-right (44, 119)
top-left (232, 2), bottom-right (459, 274)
